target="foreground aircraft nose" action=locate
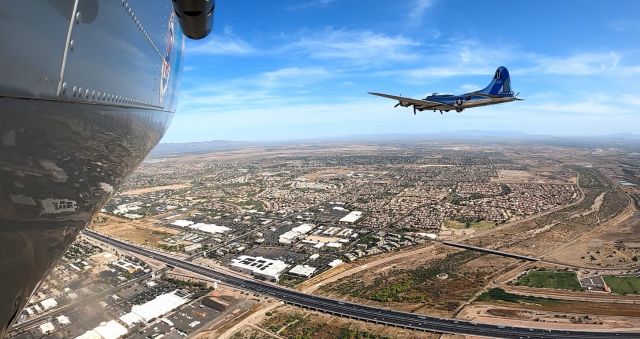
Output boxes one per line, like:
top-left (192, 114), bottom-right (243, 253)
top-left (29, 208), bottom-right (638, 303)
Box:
top-left (0, 0), bottom-right (213, 333)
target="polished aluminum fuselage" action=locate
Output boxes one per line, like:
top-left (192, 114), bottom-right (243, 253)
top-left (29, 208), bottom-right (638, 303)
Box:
top-left (0, 1), bottom-right (184, 334)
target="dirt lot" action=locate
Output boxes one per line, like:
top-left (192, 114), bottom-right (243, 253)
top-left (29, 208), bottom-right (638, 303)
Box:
top-left (459, 305), bottom-right (640, 330)
top-left (119, 183), bottom-right (191, 195)
top-left (319, 245), bottom-right (518, 317)
top-left (546, 209), bottom-right (640, 268)
top-left (493, 170), bottom-right (536, 183)
top-left (251, 305), bottom-right (437, 339)
top-left (491, 169), bottom-right (575, 185)
top-left (302, 168), bottom-right (354, 181)
top-left (90, 214), bottom-right (179, 247)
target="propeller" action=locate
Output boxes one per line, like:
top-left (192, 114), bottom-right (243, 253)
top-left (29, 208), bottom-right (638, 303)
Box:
top-left (394, 93), bottom-right (403, 108)
top-left (394, 102), bottom-right (401, 108)
top-left (514, 92), bottom-right (524, 101)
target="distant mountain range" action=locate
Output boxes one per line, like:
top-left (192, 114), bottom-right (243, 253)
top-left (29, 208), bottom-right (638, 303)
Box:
top-left (150, 132), bottom-right (640, 156)
top-left (150, 140), bottom-right (256, 156)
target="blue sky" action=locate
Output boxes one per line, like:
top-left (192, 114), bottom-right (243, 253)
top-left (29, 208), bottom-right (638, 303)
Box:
top-left (163, 0), bottom-right (640, 142)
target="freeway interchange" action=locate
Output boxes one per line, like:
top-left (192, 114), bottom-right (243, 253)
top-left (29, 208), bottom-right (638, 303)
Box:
top-left (84, 230), bottom-right (636, 339)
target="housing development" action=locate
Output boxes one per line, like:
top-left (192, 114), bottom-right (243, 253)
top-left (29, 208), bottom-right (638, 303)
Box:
top-left (11, 139), bottom-right (640, 338)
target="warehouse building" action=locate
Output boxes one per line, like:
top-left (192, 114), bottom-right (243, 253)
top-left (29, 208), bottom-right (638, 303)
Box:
top-left (230, 255), bottom-right (289, 281)
top-left (279, 223), bottom-right (314, 244)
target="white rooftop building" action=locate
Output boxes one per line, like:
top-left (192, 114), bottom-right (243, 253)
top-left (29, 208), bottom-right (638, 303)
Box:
top-left (230, 255), bottom-right (289, 281)
top-left (75, 330), bottom-right (102, 339)
top-left (328, 259), bottom-right (344, 268)
top-left (171, 219), bottom-right (194, 227)
top-left (112, 202), bottom-right (142, 215)
top-left (289, 265), bottom-right (317, 278)
top-left (339, 211), bottom-right (363, 223)
top-left (279, 223), bottom-right (314, 244)
top-left (184, 243), bottom-right (203, 253)
top-left (127, 290), bottom-right (188, 323)
top-left (56, 315), bottom-right (71, 325)
top-left (40, 298), bottom-right (57, 311)
top-left (112, 259), bottom-right (143, 273)
top-left (39, 322), bottom-right (55, 335)
top-left (93, 320), bottom-right (128, 339)
top-left (190, 223), bottom-right (231, 234)
top-left (119, 312), bottom-right (143, 328)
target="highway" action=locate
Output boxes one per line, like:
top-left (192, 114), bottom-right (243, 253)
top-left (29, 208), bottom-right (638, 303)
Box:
top-left (84, 230), bottom-right (638, 339)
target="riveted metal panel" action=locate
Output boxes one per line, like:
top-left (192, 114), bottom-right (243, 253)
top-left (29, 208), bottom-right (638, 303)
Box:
top-left (127, 0), bottom-right (185, 112)
top-left (162, 25), bottom-right (185, 113)
top-left (127, 0), bottom-right (173, 57)
top-left (60, 0), bottom-right (164, 108)
top-left (0, 1), bottom-right (75, 99)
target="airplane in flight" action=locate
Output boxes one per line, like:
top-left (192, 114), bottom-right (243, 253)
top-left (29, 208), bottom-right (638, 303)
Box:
top-left (369, 66), bottom-right (522, 114)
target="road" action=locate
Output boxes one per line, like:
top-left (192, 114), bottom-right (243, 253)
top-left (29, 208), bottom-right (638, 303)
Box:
top-left (440, 241), bottom-right (540, 261)
top-left (9, 269), bottom-right (163, 336)
top-left (83, 230), bottom-right (639, 339)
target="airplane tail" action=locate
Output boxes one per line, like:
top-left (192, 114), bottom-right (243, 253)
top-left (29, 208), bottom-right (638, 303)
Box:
top-left (478, 66), bottom-right (511, 95)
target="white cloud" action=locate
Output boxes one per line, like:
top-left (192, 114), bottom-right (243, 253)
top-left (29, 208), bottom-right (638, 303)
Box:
top-left (186, 27), bottom-right (255, 56)
top-left (608, 19), bottom-right (640, 32)
top-left (286, 0), bottom-right (338, 11)
top-left (285, 28), bottom-right (421, 66)
top-left (167, 99), bottom-right (395, 142)
top-left (261, 67), bottom-right (331, 87)
top-left (408, 0), bottom-right (435, 25)
top-left (374, 39), bottom-right (516, 80)
top-left (530, 52), bottom-right (622, 75)
top-left (621, 95), bottom-right (640, 107)
top-left (459, 83), bottom-right (481, 92)
top-left (397, 66), bottom-right (493, 79)
top-left (379, 37), bottom-right (640, 81)
top-left (173, 25), bottom-right (640, 142)
top-left (178, 66), bottom-right (335, 114)
top-left (520, 101), bottom-right (627, 115)
top-left (166, 92), bottom-right (640, 142)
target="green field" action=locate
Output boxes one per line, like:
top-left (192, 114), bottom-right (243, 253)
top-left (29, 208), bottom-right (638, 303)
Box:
top-left (603, 276), bottom-right (640, 295)
top-left (515, 270), bottom-right (583, 291)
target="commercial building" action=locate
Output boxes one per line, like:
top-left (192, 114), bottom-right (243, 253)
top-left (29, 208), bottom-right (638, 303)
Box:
top-left (279, 223), bottom-right (314, 244)
top-left (289, 265), bottom-right (317, 278)
top-left (230, 255), bottom-right (289, 281)
top-left (171, 219), bottom-right (194, 227)
top-left (40, 298), bottom-right (57, 311)
top-left (339, 211), bottom-right (363, 223)
top-left (184, 243), bottom-right (203, 253)
top-left (76, 320), bottom-right (128, 339)
top-left (116, 290), bottom-right (189, 334)
top-left (39, 322), bottom-right (55, 335)
top-left (328, 259), bottom-right (344, 268)
top-left (190, 223), bottom-right (231, 234)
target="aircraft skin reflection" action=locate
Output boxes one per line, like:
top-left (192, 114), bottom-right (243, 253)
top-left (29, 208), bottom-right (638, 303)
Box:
top-left (0, 1), bottom-right (212, 334)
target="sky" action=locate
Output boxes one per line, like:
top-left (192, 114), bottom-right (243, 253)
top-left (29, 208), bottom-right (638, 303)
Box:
top-left (163, 0), bottom-right (640, 143)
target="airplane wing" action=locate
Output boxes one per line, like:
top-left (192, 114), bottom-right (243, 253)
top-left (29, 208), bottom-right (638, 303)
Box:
top-left (368, 92), bottom-right (447, 109)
